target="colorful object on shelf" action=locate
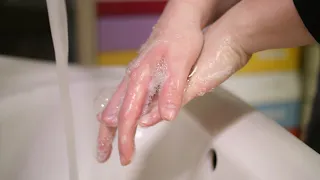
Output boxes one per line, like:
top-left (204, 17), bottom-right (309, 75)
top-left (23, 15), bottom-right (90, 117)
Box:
top-left (98, 16), bottom-right (158, 51)
top-left (97, 48), bottom-right (301, 73)
top-left (222, 71), bottom-right (302, 133)
top-left (254, 101), bottom-right (301, 128)
top-left (97, 2), bottom-right (302, 72)
top-left (98, 50), bottom-right (137, 65)
top-left (237, 48), bottom-right (302, 74)
top-left (97, 1), bottom-right (167, 16)
top-left (97, 18), bottom-right (301, 71)
top-left (287, 127), bottom-right (301, 138)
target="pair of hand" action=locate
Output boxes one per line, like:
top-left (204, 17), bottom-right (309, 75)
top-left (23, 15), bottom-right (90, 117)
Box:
top-left (96, 0), bottom-right (314, 166)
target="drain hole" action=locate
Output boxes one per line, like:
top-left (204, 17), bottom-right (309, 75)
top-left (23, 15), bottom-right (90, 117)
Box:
top-left (209, 149), bottom-right (217, 171)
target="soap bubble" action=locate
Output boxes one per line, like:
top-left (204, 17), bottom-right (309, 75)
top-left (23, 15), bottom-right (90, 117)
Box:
top-left (93, 87), bottom-right (115, 117)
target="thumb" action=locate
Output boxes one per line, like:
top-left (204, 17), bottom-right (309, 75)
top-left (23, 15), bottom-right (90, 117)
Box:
top-left (183, 4), bottom-right (250, 104)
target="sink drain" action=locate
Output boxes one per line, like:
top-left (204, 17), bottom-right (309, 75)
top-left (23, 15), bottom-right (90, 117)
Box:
top-left (209, 149), bottom-right (217, 171)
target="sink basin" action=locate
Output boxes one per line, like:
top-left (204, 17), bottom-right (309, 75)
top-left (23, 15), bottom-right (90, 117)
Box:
top-left (0, 56), bottom-right (319, 180)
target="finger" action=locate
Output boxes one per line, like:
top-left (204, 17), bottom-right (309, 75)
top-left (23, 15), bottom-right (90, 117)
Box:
top-left (96, 123), bottom-right (116, 163)
top-left (140, 105), bottom-right (162, 127)
top-left (101, 78), bottom-right (128, 127)
top-left (139, 94), bottom-right (162, 127)
top-left (157, 51), bottom-right (195, 121)
top-left (118, 65), bottom-right (152, 166)
top-left (140, 66), bottom-right (196, 126)
top-left (141, 91), bottom-right (159, 116)
top-left (139, 66), bottom-right (195, 126)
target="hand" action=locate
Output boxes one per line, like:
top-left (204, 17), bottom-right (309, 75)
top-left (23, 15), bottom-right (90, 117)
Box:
top-left (96, 0), bottom-right (315, 166)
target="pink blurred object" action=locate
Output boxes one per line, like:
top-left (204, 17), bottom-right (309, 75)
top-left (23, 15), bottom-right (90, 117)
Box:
top-left (98, 15), bottom-right (159, 51)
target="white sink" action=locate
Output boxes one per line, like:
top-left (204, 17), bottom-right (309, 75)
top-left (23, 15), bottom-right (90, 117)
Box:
top-left (0, 57), bottom-right (319, 180)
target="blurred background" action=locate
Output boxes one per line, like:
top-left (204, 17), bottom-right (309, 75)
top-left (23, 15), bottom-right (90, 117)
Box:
top-left (0, 0), bottom-right (319, 148)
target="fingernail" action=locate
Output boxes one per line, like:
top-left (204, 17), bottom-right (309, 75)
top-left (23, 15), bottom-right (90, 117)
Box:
top-left (139, 115), bottom-right (150, 126)
top-left (96, 144), bottom-right (110, 163)
top-left (120, 155), bottom-right (127, 166)
top-left (139, 122), bottom-right (149, 127)
top-left (162, 104), bottom-right (177, 121)
top-left (104, 113), bottom-right (116, 120)
top-left (96, 138), bottom-right (112, 163)
top-left (105, 118), bottom-right (118, 127)
top-left (103, 113), bottom-right (117, 123)
top-left (97, 151), bottom-right (108, 163)
top-left (139, 111), bottom-right (158, 127)
top-left (120, 153), bottom-right (133, 166)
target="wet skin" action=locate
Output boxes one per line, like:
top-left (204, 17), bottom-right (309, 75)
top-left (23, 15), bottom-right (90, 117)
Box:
top-left (96, 0), bottom-right (315, 166)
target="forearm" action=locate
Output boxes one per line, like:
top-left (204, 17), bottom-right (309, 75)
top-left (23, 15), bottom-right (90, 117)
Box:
top-left (229, 0), bottom-right (316, 54)
top-left (159, 0), bottom-right (240, 30)
top-left (294, 0), bottom-right (320, 43)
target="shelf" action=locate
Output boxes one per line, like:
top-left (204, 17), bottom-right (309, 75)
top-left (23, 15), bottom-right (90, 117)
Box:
top-left (97, 1), bottom-right (167, 16)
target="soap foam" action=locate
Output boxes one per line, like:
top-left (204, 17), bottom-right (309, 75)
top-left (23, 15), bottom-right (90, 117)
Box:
top-left (142, 55), bottom-right (168, 116)
top-left (94, 88), bottom-right (112, 115)
top-left (130, 31), bottom-right (170, 116)
top-left (94, 86), bottom-right (126, 126)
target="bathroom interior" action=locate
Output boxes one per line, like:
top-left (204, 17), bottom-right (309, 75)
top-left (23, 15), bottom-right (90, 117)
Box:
top-left (0, 0), bottom-right (320, 179)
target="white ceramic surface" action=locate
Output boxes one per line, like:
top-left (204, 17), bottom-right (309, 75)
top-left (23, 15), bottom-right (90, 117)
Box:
top-left (0, 57), bottom-right (320, 180)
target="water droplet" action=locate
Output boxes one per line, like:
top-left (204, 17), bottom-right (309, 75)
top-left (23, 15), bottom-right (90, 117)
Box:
top-left (197, 91), bottom-right (206, 97)
top-left (127, 57), bottom-right (142, 75)
top-left (188, 65), bottom-right (197, 78)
